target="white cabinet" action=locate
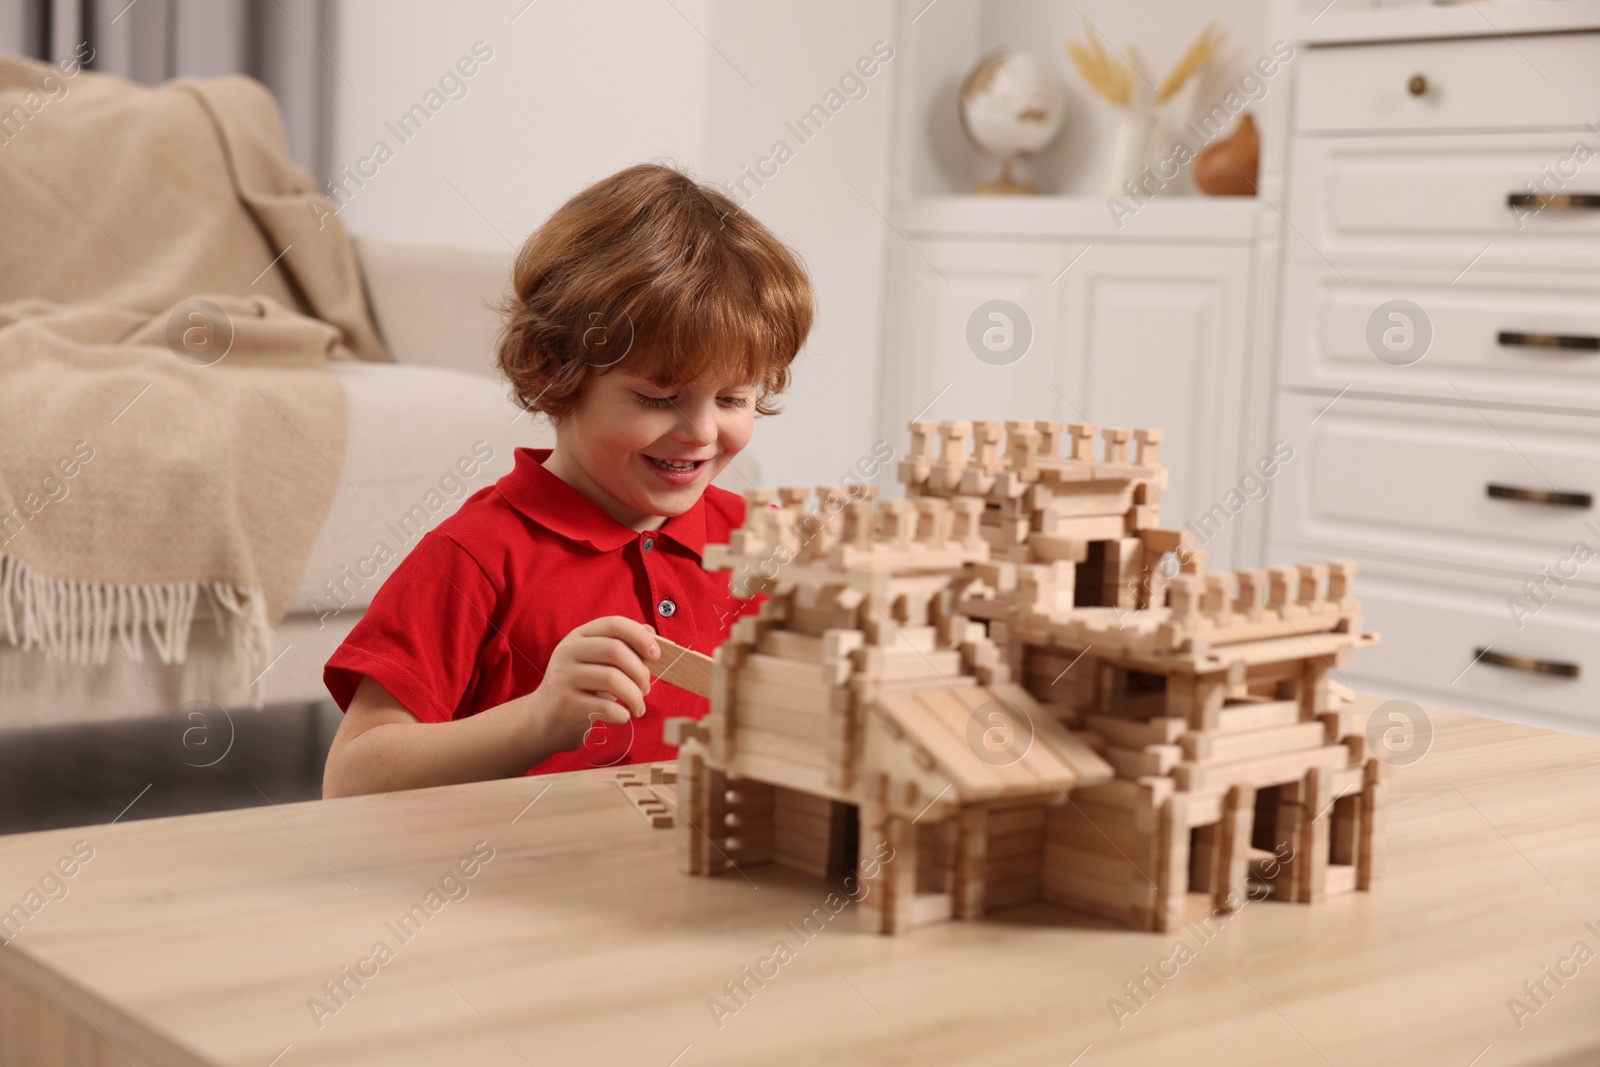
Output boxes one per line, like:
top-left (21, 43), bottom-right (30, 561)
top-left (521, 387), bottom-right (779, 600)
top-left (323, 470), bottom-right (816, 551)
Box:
top-left (1058, 244), bottom-right (1255, 563)
top-left (881, 212), bottom-right (1259, 568)
top-left (883, 235), bottom-right (1074, 429)
top-left (1264, 11), bottom-right (1600, 735)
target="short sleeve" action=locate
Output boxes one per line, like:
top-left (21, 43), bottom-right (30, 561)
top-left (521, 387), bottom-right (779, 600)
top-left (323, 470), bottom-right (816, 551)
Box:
top-left (323, 531), bottom-right (499, 723)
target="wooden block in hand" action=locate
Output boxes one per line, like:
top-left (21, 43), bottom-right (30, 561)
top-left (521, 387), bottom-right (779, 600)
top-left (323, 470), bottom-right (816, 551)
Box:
top-left (649, 636), bottom-right (715, 698)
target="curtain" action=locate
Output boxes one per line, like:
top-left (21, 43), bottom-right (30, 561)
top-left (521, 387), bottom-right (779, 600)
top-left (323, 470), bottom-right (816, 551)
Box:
top-left (0, 0), bottom-right (330, 179)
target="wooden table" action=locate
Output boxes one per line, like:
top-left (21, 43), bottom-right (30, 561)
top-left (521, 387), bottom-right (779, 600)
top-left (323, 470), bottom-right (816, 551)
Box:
top-left (3, 698), bottom-right (1598, 1067)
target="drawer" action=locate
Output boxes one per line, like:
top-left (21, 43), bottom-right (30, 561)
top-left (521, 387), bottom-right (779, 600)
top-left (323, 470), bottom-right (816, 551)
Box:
top-left (1268, 392), bottom-right (1600, 580)
top-left (1277, 263), bottom-right (1600, 408)
top-left (1264, 548), bottom-right (1600, 736)
top-left (1286, 132), bottom-right (1600, 269)
top-left (1296, 33), bottom-right (1600, 133)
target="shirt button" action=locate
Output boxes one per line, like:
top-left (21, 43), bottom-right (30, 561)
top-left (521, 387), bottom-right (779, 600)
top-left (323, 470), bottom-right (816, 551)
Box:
top-left (657, 598), bottom-right (676, 618)
top-left (642, 536), bottom-right (654, 553)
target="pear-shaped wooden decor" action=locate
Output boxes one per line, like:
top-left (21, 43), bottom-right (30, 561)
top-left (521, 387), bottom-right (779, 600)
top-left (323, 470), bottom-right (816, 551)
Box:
top-left (1194, 112), bottom-right (1259, 196)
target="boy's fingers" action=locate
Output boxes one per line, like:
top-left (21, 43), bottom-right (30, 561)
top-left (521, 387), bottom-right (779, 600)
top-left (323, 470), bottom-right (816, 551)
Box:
top-left (582, 615), bottom-right (659, 661)
top-left (576, 664), bottom-right (645, 718)
top-left (575, 634), bottom-right (654, 697)
top-left (584, 700), bottom-right (631, 727)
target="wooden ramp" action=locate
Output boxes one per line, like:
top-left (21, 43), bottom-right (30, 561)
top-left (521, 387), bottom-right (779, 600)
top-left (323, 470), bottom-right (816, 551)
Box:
top-left (866, 682), bottom-right (1112, 813)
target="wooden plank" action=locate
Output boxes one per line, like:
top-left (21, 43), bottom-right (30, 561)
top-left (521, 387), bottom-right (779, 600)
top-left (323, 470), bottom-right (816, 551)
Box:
top-left (1215, 699), bottom-right (1300, 734)
top-left (1085, 714), bottom-right (1186, 748)
top-left (742, 652), bottom-right (849, 689)
top-left (649, 636), bottom-right (715, 698)
top-left (1042, 842), bottom-right (1144, 888)
top-left (1182, 721), bottom-right (1327, 765)
top-left (1073, 778), bottom-right (1173, 812)
top-left (728, 752), bottom-right (847, 800)
top-left (1102, 744), bottom-right (1181, 779)
top-left (899, 688), bottom-right (1018, 797)
top-left (855, 647), bottom-right (964, 679)
top-left (986, 828), bottom-right (1045, 860)
top-left (736, 701), bottom-right (831, 741)
top-left (1186, 791), bottom-right (1225, 826)
top-left (757, 630), bottom-right (825, 662)
top-left (734, 675), bottom-right (850, 716)
top-left (938, 684), bottom-right (1077, 787)
top-left (970, 682), bottom-right (1114, 787)
top-left (984, 850), bottom-right (1044, 882)
top-left (736, 728), bottom-right (829, 770)
top-left (1173, 744), bottom-right (1353, 794)
top-left (986, 806), bottom-right (1047, 836)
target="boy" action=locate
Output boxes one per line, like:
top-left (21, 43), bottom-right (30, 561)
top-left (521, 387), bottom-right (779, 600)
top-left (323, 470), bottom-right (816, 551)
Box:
top-left (320, 163), bottom-right (813, 797)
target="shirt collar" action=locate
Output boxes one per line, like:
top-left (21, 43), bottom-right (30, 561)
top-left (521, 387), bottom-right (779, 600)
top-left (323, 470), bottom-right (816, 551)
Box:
top-left (497, 448), bottom-right (710, 556)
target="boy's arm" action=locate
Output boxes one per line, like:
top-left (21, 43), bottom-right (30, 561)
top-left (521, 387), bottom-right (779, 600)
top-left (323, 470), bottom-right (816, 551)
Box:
top-left (322, 616), bottom-right (661, 797)
top-left (322, 676), bottom-right (546, 796)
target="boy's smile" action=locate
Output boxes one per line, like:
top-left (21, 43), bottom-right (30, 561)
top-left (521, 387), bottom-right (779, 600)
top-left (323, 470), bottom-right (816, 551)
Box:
top-left (543, 365), bottom-right (757, 532)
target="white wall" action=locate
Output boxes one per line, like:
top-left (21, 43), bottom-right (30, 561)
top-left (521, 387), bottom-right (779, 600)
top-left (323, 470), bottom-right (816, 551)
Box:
top-left (702, 1), bottom-right (896, 490)
top-left (328, 0), bottom-right (895, 492)
top-left (328, 0), bottom-right (714, 248)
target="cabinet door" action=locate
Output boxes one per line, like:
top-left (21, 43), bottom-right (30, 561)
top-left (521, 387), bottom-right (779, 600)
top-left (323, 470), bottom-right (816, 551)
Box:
top-left (1277, 262), bottom-right (1600, 410)
top-left (1268, 391), bottom-right (1600, 581)
top-left (882, 236), bottom-right (1073, 431)
top-left (1058, 244), bottom-right (1255, 569)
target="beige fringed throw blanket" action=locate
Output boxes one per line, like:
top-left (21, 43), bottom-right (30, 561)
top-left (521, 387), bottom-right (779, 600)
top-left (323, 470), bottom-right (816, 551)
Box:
top-left (0, 54), bottom-right (390, 694)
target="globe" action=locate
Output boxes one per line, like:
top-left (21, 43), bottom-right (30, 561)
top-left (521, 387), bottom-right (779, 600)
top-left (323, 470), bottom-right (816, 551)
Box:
top-left (959, 48), bottom-right (1069, 194)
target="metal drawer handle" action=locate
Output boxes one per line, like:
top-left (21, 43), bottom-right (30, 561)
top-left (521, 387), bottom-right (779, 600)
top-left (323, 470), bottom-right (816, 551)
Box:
top-left (1475, 647), bottom-right (1580, 680)
top-left (1506, 193), bottom-right (1600, 211)
top-left (1486, 484), bottom-right (1593, 509)
top-left (1498, 331), bottom-right (1600, 352)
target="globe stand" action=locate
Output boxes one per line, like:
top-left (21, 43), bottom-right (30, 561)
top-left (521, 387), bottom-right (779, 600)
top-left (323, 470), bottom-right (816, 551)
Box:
top-left (970, 157), bottom-right (1037, 196)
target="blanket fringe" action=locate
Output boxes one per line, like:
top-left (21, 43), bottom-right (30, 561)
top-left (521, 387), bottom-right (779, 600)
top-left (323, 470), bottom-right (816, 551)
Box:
top-left (0, 552), bottom-right (273, 704)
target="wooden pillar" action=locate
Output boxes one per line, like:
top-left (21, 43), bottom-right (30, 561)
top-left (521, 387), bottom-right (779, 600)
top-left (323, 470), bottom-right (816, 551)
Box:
top-left (1358, 758), bottom-right (1387, 891)
top-left (881, 815), bottom-right (918, 936)
top-left (1152, 794), bottom-right (1191, 933)
top-left (676, 751), bottom-right (727, 877)
top-left (1214, 784), bottom-right (1257, 911)
top-left (675, 750), bottom-right (707, 875)
top-left (1300, 767), bottom-right (1332, 905)
top-left (954, 806), bottom-right (987, 919)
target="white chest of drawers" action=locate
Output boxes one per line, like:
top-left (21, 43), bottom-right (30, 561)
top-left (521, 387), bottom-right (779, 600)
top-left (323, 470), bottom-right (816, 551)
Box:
top-left (1265, 9), bottom-right (1600, 736)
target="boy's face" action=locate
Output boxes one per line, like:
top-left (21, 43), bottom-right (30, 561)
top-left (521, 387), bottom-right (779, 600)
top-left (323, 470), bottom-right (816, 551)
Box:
top-left (548, 364), bottom-right (758, 530)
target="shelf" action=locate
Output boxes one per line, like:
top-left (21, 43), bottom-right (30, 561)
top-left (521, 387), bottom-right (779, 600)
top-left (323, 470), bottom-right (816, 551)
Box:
top-left (1297, 0), bottom-right (1600, 48)
top-left (892, 194), bottom-right (1262, 242)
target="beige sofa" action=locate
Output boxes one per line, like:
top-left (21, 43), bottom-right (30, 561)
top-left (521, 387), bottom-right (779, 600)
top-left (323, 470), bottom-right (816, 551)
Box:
top-left (0, 237), bottom-right (554, 729)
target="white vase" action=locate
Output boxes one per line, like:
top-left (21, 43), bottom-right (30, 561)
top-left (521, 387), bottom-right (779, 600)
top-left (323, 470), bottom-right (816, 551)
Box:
top-left (1104, 106), bottom-right (1160, 199)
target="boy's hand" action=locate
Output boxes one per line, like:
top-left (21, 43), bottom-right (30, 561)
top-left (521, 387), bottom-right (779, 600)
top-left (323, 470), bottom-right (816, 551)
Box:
top-left (525, 616), bottom-right (660, 753)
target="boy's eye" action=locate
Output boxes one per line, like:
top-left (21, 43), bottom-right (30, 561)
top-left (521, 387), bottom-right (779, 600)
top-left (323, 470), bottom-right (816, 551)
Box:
top-left (631, 390), bottom-right (752, 409)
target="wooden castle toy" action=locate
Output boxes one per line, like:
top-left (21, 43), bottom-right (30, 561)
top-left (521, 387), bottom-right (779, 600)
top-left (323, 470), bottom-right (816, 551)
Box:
top-left (655, 419), bottom-right (1383, 935)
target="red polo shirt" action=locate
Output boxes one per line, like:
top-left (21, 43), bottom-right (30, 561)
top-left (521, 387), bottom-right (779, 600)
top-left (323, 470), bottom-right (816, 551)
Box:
top-left (323, 447), bottom-right (759, 775)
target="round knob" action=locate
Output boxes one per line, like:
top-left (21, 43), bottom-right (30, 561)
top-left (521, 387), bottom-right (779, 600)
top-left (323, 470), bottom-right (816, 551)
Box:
top-left (1408, 74), bottom-right (1427, 97)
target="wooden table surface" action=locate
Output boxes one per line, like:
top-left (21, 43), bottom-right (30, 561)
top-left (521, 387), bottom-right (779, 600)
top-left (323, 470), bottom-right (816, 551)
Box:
top-left (2, 697), bottom-right (1598, 1067)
